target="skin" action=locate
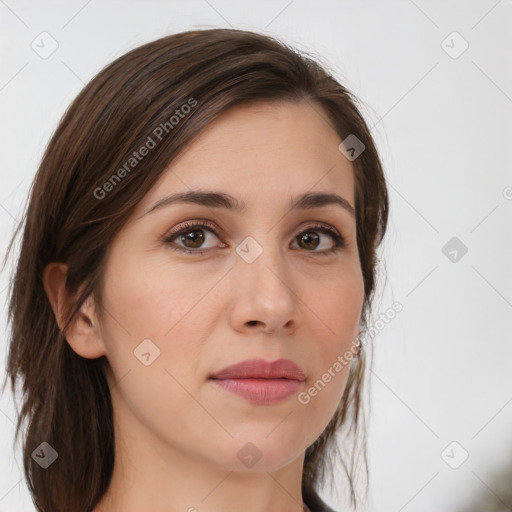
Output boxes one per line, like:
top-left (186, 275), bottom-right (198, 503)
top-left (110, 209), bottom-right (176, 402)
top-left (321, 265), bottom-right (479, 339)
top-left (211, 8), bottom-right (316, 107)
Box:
top-left (43, 99), bottom-right (364, 512)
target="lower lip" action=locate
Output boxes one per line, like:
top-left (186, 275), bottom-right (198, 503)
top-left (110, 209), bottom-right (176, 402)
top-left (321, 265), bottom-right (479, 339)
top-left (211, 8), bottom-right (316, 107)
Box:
top-left (210, 378), bottom-right (304, 404)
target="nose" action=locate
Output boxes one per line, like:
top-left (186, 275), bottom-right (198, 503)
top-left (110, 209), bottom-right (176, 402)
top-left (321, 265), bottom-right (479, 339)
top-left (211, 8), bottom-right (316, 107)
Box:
top-left (229, 241), bottom-right (299, 336)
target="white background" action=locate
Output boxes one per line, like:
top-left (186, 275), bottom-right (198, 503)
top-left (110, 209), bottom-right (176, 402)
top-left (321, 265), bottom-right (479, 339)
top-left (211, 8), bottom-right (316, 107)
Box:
top-left (1, 1), bottom-right (511, 511)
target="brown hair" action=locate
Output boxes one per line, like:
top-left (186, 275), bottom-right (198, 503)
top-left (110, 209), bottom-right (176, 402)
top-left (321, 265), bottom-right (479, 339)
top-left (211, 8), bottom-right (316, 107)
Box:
top-left (2, 28), bottom-right (388, 512)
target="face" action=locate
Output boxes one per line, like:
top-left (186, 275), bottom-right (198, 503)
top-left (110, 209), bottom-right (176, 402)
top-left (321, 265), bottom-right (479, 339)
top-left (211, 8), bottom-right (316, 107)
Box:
top-left (94, 100), bottom-right (364, 472)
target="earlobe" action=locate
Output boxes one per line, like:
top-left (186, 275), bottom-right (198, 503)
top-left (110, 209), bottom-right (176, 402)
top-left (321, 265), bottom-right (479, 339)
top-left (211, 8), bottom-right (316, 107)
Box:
top-left (42, 262), bottom-right (107, 359)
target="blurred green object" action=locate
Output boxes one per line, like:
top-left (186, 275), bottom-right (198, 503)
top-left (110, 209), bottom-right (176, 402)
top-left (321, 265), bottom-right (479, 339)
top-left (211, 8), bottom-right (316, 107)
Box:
top-left (455, 461), bottom-right (512, 512)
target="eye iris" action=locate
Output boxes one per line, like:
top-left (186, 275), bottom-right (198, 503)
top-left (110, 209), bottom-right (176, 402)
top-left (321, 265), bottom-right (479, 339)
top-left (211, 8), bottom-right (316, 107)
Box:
top-left (181, 229), bottom-right (205, 248)
top-left (299, 232), bottom-right (319, 250)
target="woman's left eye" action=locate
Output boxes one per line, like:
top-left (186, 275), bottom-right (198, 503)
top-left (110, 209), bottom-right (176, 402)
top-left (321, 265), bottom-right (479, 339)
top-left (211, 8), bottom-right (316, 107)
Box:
top-left (163, 220), bottom-right (345, 256)
top-left (291, 225), bottom-right (346, 254)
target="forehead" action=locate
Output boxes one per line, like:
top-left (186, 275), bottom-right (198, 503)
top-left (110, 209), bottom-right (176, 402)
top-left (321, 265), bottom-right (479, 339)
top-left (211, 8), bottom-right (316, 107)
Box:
top-left (138, 100), bottom-right (355, 214)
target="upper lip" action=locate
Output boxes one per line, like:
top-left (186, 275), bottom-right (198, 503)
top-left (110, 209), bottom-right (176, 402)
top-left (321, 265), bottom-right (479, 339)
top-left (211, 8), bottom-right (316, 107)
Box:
top-left (210, 358), bottom-right (306, 381)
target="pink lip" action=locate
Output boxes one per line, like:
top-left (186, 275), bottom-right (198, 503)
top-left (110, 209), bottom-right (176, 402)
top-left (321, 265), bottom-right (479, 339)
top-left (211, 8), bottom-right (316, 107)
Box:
top-left (209, 358), bottom-right (306, 405)
top-left (210, 358), bottom-right (306, 381)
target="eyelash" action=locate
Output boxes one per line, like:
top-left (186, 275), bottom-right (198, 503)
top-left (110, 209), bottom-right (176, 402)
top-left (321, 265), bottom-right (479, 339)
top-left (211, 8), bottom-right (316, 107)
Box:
top-left (162, 219), bottom-right (346, 256)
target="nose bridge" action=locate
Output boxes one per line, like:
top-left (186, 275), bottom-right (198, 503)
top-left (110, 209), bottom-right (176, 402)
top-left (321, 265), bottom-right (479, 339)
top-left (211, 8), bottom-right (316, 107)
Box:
top-left (236, 231), bottom-right (282, 272)
top-left (234, 233), bottom-right (296, 305)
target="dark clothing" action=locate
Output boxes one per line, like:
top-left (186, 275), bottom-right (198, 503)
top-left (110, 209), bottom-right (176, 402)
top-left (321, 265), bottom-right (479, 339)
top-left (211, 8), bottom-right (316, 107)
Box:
top-left (303, 486), bottom-right (337, 512)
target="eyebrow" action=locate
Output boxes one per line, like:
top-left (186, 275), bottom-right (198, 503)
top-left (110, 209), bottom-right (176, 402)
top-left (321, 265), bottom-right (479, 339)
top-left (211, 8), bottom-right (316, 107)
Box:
top-left (142, 190), bottom-right (355, 217)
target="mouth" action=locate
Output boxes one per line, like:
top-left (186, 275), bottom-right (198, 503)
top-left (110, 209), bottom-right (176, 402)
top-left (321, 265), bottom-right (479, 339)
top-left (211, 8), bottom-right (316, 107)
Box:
top-left (209, 357), bottom-right (306, 381)
top-left (209, 358), bottom-right (306, 405)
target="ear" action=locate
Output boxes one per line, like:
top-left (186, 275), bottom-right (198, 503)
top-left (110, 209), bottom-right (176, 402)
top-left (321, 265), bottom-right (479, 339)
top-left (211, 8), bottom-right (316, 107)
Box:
top-left (42, 262), bottom-right (107, 359)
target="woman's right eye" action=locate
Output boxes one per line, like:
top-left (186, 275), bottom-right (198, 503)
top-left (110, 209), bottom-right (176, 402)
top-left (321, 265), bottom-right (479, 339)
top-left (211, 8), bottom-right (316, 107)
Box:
top-left (163, 220), bottom-right (224, 255)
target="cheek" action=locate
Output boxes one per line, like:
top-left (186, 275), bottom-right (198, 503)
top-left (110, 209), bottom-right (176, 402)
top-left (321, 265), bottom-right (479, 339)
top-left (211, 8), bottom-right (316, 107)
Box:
top-left (305, 264), bottom-right (364, 343)
top-left (102, 253), bottom-right (219, 342)
top-left (297, 266), bottom-right (363, 417)
top-left (98, 257), bottom-right (213, 412)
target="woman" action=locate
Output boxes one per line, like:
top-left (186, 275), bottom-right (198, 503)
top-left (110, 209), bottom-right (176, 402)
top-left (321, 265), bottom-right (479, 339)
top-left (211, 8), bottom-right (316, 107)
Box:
top-left (2, 28), bottom-right (388, 512)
